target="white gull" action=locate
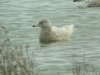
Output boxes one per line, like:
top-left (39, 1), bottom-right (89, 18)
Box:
top-left (33, 19), bottom-right (74, 43)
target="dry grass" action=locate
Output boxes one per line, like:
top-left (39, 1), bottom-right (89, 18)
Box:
top-left (71, 56), bottom-right (100, 75)
top-left (0, 26), bottom-right (39, 75)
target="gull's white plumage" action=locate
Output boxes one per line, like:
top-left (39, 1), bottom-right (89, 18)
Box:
top-left (33, 20), bottom-right (74, 43)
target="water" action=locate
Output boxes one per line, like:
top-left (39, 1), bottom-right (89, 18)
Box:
top-left (0, 0), bottom-right (100, 75)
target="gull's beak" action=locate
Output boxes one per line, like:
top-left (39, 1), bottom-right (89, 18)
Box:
top-left (33, 25), bottom-right (36, 27)
top-left (33, 24), bottom-right (40, 27)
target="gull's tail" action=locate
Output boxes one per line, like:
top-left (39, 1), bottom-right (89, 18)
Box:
top-left (69, 24), bottom-right (74, 35)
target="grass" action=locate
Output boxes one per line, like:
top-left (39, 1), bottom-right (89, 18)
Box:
top-left (70, 55), bottom-right (100, 75)
top-left (0, 26), bottom-right (39, 75)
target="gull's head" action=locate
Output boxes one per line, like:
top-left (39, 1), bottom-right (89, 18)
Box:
top-left (33, 19), bottom-right (51, 29)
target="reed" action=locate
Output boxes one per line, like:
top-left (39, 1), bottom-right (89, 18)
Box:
top-left (71, 55), bottom-right (100, 75)
top-left (0, 26), bottom-right (39, 75)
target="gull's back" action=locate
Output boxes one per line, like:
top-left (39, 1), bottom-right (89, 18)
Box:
top-left (51, 24), bottom-right (74, 40)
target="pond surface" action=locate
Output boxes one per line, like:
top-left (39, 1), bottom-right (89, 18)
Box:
top-left (0, 0), bottom-right (100, 75)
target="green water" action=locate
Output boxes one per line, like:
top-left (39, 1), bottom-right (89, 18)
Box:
top-left (0, 0), bottom-right (100, 75)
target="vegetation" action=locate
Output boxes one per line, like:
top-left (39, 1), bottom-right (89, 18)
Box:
top-left (0, 26), bottom-right (39, 75)
top-left (70, 54), bottom-right (100, 75)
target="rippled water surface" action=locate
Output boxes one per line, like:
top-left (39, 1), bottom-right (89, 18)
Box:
top-left (0, 0), bottom-right (100, 75)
